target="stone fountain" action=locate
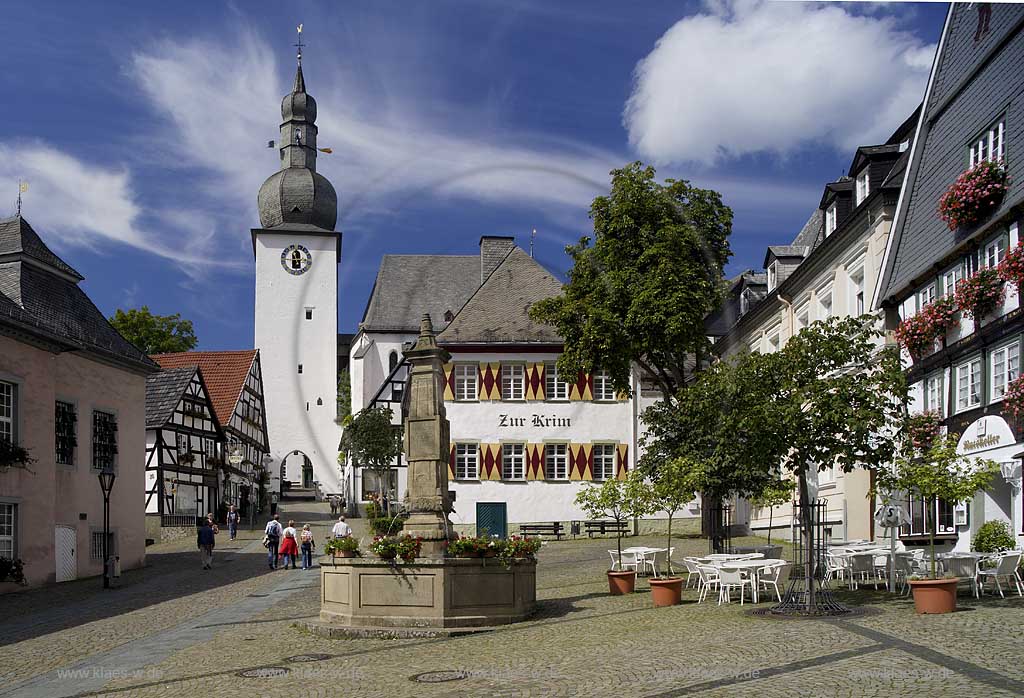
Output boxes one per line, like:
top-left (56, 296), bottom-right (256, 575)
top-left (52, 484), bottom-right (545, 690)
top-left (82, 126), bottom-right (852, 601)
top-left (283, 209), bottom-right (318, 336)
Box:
top-left (316, 314), bottom-right (536, 636)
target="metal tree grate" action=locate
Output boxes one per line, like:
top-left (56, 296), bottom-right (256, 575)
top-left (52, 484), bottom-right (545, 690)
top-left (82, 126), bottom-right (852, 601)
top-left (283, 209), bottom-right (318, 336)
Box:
top-left (770, 498), bottom-right (851, 617)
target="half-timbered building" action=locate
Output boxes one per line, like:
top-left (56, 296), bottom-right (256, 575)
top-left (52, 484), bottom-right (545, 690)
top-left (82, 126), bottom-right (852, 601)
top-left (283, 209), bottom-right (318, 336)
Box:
top-left (151, 351), bottom-right (271, 526)
top-left (144, 365), bottom-right (223, 538)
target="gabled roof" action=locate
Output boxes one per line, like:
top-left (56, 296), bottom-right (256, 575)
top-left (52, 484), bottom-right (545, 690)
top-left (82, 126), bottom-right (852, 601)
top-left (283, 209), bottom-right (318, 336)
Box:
top-left (145, 365), bottom-right (198, 428)
top-left (819, 177), bottom-right (854, 208)
top-left (150, 350), bottom-right (258, 427)
top-left (437, 247), bottom-right (563, 345)
top-left (360, 255), bottom-right (480, 333)
top-left (0, 216), bottom-right (82, 280)
top-left (763, 245), bottom-right (807, 268)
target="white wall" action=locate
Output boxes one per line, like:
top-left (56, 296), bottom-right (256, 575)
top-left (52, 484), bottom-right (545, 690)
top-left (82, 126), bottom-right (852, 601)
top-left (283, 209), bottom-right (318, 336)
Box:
top-left (254, 231), bottom-right (342, 493)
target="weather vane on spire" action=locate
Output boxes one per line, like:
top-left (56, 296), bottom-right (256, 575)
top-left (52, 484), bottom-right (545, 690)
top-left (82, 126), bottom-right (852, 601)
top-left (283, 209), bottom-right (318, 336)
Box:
top-left (295, 23), bottom-right (305, 65)
top-left (16, 180), bottom-right (27, 216)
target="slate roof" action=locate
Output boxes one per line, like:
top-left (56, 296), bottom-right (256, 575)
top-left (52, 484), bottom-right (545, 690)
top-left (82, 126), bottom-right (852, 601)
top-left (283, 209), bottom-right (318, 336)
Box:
top-left (0, 216), bottom-right (82, 280)
top-left (150, 350), bottom-right (258, 427)
top-left (361, 255), bottom-right (481, 332)
top-left (0, 216), bottom-right (156, 372)
top-left (790, 209), bottom-right (824, 251)
top-left (438, 247), bottom-right (564, 345)
top-left (145, 365), bottom-right (198, 428)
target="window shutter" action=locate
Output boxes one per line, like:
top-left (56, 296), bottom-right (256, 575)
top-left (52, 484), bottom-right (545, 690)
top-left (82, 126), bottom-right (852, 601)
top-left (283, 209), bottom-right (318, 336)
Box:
top-left (448, 444), bottom-right (456, 480)
top-left (583, 443), bottom-right (594, 481)
top-left (443, 363), bottom-right (455, 401)
top-left (616, 444), bottom-right (629, 480)
top-left (569, 443), bottom-right (583, 480)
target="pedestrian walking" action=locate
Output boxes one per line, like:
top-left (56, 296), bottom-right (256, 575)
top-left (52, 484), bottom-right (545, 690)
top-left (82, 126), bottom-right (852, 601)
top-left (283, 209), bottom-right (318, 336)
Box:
top-left (197, 519), bottom-right (216, 569)
top-left (264, 514), bottom-right (282, 570)
top-left (331, 515), bottom-right (352, 539)
top-left (206, 512), bottom-right (220, 534)
top-left (279, 519), bottom-right (299, 569)
top-left (300, 524), bottom-right (315, 570)
top-left (227, 505), bottom-right (239, 540)
top-left (329, 496), bottom-right (338, 517)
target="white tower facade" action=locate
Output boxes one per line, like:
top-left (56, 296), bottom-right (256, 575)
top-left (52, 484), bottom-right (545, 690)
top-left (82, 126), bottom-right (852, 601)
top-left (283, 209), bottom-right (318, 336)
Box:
top-left (253, 57), bottom-right (342, 493)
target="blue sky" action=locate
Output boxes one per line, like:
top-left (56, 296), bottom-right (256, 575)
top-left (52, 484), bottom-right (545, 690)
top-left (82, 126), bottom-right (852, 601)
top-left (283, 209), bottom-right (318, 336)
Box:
top-left (0, 1), bottom-right (947, 348)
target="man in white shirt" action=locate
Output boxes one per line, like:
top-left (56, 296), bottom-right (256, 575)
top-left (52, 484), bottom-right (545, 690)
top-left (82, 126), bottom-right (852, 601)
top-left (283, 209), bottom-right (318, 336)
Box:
top-left (332, 516), bottom-right (353, 539)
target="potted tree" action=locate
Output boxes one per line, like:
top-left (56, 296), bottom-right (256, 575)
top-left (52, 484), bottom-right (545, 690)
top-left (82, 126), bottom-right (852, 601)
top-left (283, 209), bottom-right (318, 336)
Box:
top-left (339, 406), bottom-right (403, 517)
top-left (575, 474), bottom-right (648, 595)
top-left (646, 456), bottom-right (705, 606)
top-left (878, 434), bottom-right (998, 614)
top-left (324, 537), bottom-right (359, 558)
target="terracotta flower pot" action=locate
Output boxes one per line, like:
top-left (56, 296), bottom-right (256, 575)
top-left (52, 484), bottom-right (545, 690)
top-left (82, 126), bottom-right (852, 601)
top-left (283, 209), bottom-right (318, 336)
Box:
top-left (333, 550), bottom-right (355, 559)
top-left (607, 570), bottom-right (636, 595)
top-left (649, 577), bottom-right (684, 607)
top-left (909, 578), bottom-right (959, 614)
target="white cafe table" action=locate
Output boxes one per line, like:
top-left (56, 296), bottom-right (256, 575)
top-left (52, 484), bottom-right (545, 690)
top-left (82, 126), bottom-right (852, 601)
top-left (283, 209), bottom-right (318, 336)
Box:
top-left (716, 559), bottom-right (782, 603)
top-left (622, 547), bottom-right (668, 576)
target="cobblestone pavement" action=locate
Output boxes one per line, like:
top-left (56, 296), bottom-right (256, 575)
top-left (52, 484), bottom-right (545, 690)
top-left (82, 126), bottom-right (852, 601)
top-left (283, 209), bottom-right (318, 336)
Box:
top-left (3, 517), bottom-right (1023, 698)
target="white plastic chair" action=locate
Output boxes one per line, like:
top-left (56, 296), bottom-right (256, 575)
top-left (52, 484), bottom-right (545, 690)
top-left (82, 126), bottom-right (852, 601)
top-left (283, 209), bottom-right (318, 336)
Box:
top-left (641, 548), bottom-right (672, 578)
top-left (824, 551), bottom-right (847, 588)
top-left (978, 552), bottom-right (1023, 598)
top-left (609, 550), bottom-right (639, 572)
top-left (681, 556), bottom-right (701, 588)
top-left (849, 553), bottom-right (882, 589)
top-left (943, 556), bottom-right (980, 598)
top-left (696, 565), bottom-right (720, 603)
top-left (758, 561), bottom-right (788, 603)
top-left (718, 567), bottom-right (753, 605)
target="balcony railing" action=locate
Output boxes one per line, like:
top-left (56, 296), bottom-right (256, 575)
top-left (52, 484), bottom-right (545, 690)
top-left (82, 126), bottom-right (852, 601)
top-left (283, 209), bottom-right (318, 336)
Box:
top-left (161, 514), bottom-right (201, 528)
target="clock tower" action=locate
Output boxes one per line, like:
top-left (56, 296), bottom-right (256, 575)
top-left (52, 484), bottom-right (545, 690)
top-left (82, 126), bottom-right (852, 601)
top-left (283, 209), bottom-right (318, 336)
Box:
top-left (253, 45), bottom-right (342, 494)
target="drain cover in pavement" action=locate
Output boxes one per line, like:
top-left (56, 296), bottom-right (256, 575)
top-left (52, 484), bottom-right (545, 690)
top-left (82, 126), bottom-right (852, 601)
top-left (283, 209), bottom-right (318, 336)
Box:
top-left (410, 670), bottom-right (469, 683)
top-left (237, 667), bottom-right (290, 678)
top-left (285, 653), bottom-right (332, 663)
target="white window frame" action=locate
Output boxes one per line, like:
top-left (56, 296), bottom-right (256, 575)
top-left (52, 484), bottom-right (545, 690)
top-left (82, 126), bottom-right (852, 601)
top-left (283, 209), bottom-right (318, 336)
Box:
top-left (942, 263), bottom-right (965, 297)
top-left (818, 464), bottom-right (836, 487)
top-left (917, 284), bottom-right (936, 309)
top-left (924, 373), bottom-right (944, 416)
top-left (956, 357), bottom-right (983, 412)
top-left (501, 363), bottom-right (525, 401)
top-left (795, 301), bottom-right (810, 331)
top-left (501, 443), bottom-right (526, 481)
top-left (767, 262), bottom-right (778, 291)
top-left (817, 285), bottom-right (833, 320)
top-left (454, 443), bottom-right (479, 480)
top-left (454, 364), bottom-right (478, 402)
top-left (849, 267), bottom-right (865, 316)
top-left (969, 118), bottom-right (1005, 167)
top-left (825, 204), bottom-right (837, 236)
top-left (545, 361), bottom-right (569, 401)
top-left (544, 443), bottom-right (569, 481)
top-left (766, 330), bottom-right (781, 353)
top-left (593, 369), bottom-right (615, 401)
top-left (0, 501), bottom-right (16, 559)
top-left (592, 443), bottom-right (617, 481)
top-left (990, 341), bottom-right (1020, 402)
top-left (855, 168), bottom-right (870, 205)
top-left (0, 380), bottom-right (16, 445)
top-left (984, 235), bottom-right (1008, 269)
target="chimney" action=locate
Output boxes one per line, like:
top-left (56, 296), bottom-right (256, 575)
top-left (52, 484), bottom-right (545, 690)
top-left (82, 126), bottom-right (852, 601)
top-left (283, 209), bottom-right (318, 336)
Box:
top-left (479, 236), bottom-right (515, 284)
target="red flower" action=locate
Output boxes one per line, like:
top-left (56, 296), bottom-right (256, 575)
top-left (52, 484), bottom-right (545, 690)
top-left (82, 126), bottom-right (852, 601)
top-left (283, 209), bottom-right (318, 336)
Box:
top-left (938, 160), bottom-right (1009, 230)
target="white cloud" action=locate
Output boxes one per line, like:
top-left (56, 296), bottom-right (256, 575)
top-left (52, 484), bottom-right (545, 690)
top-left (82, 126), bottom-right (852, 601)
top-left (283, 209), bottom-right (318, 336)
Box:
top-left (0, 142), bottom-right (233, 270)
top-left (624, 0), bottom-right (935, 165)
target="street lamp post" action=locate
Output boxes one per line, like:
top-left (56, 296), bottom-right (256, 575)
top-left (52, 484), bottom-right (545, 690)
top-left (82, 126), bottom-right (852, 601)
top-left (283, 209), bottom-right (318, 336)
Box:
top-left (97, 467), bottom-right (116, 589)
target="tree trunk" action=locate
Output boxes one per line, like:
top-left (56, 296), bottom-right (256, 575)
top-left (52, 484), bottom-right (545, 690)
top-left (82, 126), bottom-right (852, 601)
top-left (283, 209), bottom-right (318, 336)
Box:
top-left (666, 514), bottom-right (674, 576)
top-left (798, 472), bottom-right (815, 612)
top-left (767, 505), bottom-right (773, 547)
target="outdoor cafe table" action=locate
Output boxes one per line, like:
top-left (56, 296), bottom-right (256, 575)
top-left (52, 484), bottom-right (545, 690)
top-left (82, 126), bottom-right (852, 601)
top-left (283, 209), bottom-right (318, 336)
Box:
top-left (622, 547), bottom-right (668, 576)
top-left (716, 559), bottom-right (783, 603)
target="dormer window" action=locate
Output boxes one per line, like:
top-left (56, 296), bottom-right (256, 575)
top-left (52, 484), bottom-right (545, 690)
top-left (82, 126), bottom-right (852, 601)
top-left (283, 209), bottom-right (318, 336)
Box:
top-left (825, 204), bottom-right (837, 236)
top-left (855, 168), bottom-right (870, 205)
top-left (767, 262), bottom-right (778, 292)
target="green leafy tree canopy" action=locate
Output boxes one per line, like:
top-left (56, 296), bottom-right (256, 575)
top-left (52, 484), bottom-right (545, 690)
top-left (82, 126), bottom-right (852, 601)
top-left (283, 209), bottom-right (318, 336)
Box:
top-left (109, 306), bottom-right (198, 354)
top-left (531, 162), bottom-right (733, 401)
top-left (575, 473), bottom-right (650, 561)
top-left (340, 406), bottom-right (403, 507)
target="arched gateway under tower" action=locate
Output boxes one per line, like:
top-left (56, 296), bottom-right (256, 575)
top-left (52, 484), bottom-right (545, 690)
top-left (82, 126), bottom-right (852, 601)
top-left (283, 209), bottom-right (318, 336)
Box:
top-left (252, 36), bottom-right (342, 495)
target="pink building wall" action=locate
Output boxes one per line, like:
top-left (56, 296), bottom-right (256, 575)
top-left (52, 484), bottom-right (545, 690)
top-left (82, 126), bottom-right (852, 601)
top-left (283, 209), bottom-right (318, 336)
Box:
top-left (0, 335), bottom-right (147, 588)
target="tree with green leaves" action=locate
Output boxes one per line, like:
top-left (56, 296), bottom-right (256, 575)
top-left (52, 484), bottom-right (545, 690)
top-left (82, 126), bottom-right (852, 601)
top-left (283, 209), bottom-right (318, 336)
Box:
top-left (749, 478), bottom-right (796, 546)
top-left (339, 406), bottom-right (402, 513)
top-left (876, 434), bottom-right (998, 580)
top-left (531, 162), bottom-right (733, 402)
top-left (575, 473), bottom-right (650, 565)
top-left (109, 306), bottom-right (198, 354)
top-left (646, 456), bottom-right (706, 575)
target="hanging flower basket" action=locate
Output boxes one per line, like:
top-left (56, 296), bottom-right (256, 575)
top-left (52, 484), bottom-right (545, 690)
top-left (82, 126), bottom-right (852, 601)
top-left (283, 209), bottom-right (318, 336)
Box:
top-left (954, 268), bottom-right (1004, 319)
top-left (894, 296), bottom-right (957, 359)
top-left (997, 242), bottom-right (1024, 291)
top-left (1003, 374), bottom-right (1024, 422)
top-left (907, 411), bottom-right (943, 451)
top-left (938, 160), bottom-right (1009, 230)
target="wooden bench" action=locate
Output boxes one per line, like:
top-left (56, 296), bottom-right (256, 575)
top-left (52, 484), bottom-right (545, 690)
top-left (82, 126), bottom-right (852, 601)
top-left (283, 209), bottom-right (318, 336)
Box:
top-left (518, 522), bottom-right (564, 539)
top-left (585, 519), bottom-right (630, 537)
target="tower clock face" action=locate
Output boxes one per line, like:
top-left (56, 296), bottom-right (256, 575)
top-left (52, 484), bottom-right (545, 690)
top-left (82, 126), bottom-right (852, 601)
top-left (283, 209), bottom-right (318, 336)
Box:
top-left (281, 245), bottom-right (313, 275)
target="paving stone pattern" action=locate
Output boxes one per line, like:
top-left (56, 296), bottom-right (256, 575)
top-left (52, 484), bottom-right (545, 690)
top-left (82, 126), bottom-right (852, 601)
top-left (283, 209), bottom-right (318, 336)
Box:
top-left (2, 504), bottom-right (1023, 698)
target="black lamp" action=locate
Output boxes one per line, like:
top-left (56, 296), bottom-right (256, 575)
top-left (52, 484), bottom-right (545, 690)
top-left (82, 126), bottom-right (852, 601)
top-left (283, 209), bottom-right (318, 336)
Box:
top-left (97, 467), bottom-right (116, 588)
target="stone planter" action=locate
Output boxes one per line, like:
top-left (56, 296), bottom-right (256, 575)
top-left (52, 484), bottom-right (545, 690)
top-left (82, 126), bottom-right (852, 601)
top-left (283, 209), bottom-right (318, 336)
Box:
top-left (607, 570), bottom-right (636, 595)
top-left (909, 578), bottom-right (959, 614)
top-left (649, 577), bottom-right (684, 607)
